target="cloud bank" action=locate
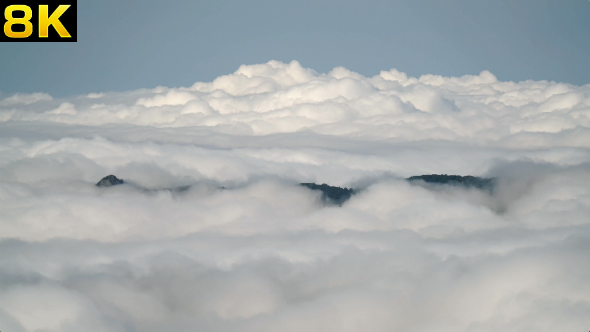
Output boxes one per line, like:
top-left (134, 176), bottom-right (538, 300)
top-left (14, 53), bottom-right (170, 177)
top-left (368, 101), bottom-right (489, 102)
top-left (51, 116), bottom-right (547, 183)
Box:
top-left (0, 61), bottom-right (589, 331)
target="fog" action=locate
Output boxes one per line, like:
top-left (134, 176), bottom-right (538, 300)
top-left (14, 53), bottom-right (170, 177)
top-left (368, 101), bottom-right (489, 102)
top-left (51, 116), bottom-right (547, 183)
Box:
top-left (0, 61), bottom-right (589, 331)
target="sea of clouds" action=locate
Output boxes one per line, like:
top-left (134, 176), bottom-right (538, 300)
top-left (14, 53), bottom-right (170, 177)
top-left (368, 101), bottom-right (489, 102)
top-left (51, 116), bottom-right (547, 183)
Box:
top-left (0, 60), bottom-right (589, 331)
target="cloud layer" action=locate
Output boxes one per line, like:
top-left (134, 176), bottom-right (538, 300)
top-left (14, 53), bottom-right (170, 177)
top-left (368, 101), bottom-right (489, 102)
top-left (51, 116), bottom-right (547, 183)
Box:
top-left (1, 61), bottom-right (589, 331)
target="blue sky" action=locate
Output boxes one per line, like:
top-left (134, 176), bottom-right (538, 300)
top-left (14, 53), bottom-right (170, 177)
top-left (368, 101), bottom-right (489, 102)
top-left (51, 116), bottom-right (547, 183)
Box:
top-left (1, 0), bottom-right (589, 97)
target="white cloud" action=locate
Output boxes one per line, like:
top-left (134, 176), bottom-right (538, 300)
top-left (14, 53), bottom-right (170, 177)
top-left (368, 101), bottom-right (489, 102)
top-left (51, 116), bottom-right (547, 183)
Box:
top-left (86, 92), bottom-right (105, 99)
top-left (0, 92), bottom-right (53, 106)
top-left (0, 61), bottom-right (589, 331)
top-left (136, 90), bottom-right (198, 107)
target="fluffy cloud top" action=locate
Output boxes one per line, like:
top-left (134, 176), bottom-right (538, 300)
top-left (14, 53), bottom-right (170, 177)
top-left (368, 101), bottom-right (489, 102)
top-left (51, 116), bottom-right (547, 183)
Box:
top-left (2, 60), bottom-right (589, 144)
top-left (0, 61), bottom-right (589, 332)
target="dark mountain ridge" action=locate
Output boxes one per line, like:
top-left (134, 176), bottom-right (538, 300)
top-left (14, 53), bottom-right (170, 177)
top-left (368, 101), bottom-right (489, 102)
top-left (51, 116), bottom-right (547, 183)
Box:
top-left (406, 174), bottom-right (495, 190)
top-left (96, 174), bottom-right (494, 204)
top-left (300, 183), bottom-right (354, 205)
top-left (96, 175), bottom-right (124, 187)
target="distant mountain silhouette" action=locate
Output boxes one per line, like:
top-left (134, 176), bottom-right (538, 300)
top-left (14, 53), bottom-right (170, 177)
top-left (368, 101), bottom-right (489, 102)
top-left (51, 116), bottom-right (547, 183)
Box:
top-left (95, 174), bottom-right (493, 204)
top-left (95, 174), bottom-right (191, 192)
top-left (96, 175), bottom-right (124, 187)
top-left (300, 183), bottom-right (354, 205)
top-left (406, 174), bottom-right (494, 190)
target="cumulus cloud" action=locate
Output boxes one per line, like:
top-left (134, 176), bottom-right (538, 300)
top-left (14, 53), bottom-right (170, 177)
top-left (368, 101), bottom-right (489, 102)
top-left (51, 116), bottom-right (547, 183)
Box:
top-left (0, 61), bottom-right (589, 331)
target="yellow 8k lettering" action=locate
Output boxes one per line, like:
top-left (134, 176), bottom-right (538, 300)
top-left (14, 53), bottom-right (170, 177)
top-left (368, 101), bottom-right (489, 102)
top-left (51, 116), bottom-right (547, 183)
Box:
top-left (4, 5), bottom-right (33, 38)
top-left (39, 5), bottom-right (71, 38)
